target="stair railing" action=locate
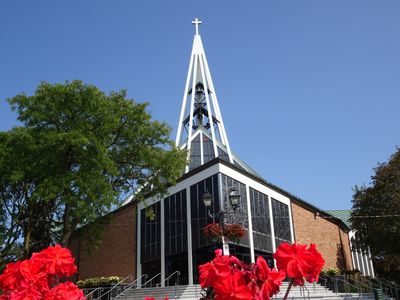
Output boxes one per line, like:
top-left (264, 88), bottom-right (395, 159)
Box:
top-left (319, 274), bottom-right (370, 297)
top-left (82, 287), bottom-right (105, 300)
top-left (111, 274), bottom-right (148, 300)
top-left (142, 273), bottom-right (161, 288)
top-left (373, 277), bottom-right (400, 300)
top-left (92, 275), bottom-right (132, 300)
top-left (163, 271), bottom-right (181, 286)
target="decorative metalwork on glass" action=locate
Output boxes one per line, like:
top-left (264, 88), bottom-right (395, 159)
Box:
top-left (250, 188), bottom-right (273, 252)
top-left (271, 198), bottom-right (291, 247)
top-left (221, 174), bottom-right (248, 228)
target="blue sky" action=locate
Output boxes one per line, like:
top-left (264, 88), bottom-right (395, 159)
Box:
top-left (1, 1), bottom-right (399, 210)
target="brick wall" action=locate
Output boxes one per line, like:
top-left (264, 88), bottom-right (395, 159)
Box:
top-left (291, 201), bottom-right (353, 270)
top-left (70, 204), bottom-right (137, 280)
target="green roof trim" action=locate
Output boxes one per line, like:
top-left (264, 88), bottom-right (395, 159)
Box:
top-left (326, 210), bottom-right (352, 228)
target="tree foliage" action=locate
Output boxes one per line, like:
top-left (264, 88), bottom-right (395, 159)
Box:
top-left (0, 80), bottom-right (186, 263)
top-left (351, 147), bottom-right (400, 280)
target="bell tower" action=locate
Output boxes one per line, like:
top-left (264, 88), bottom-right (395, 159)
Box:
top-left (176, 18), bottom-right (233, 173)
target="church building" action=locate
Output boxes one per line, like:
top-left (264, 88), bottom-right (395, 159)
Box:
top-left (71, 19), bottom-right (354, 286)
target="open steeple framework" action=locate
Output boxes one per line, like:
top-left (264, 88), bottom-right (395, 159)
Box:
top-left (176, 18), bottom-right (233, 173)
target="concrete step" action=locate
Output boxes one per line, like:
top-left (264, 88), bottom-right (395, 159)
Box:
top-left (113, 284), bottom-right (375, 300)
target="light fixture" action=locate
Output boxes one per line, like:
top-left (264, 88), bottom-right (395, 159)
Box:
top-left (202, 191), bottom-right (213, 208)
top-left (229, 187), bottom-right (241, 210)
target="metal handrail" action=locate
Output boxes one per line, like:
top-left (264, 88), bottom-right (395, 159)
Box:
top-left (319, 274), bottom-right (370, 296)
top-left (142, 273), bottom-right (161, 288)
top-left (163, 271), bottom-right (181, 286)
top-left (111, 274), bottom-right (148, 299)
top-left (94, 275), bottom-right (133, 300)
top-left (82, 287), bottom-right (105, 300)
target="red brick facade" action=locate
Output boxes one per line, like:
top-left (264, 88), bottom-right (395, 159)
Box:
top-left (70, 203), bottom-right (137, 280)
top-left (291, 201), bottom-right (352, 270)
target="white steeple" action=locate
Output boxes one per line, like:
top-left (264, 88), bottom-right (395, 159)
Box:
top-left (176, 18), bottom-right (234, 173)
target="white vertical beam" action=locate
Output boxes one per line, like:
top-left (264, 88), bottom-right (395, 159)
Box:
top-left (200, 132), bottom-right (204, 165)
top-left (136, 207), bottom-right (142, 287)
top-left (201, 52), bottom-right (233, 163)
top-left (268, 195), bottom-right (276, 266)
top-left (186, 187), bottom-right (193, 284)
top-left (246, 185), bottom-right (255, 263)
top-left (161, 198), bottom-right (165, 286)
top-left (287, 201), bottom-right (295, 244)
top-left (359, 248), bottom-right (366, 275)
top-left (176, 41), bottom-right (195, 146)
top-left (368, 249), bottom-right (375, 277)
top-left (185, 54), bottom-right (199, 173)
top-left (198, 54), bottom-right (219, 159)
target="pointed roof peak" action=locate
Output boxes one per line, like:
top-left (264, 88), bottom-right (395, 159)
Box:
top-left (192, 18), bottom-right (202, 36)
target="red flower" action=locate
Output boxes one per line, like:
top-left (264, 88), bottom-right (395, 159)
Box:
top-left (304, 244), bottom-right (325, 283)
top-left (0, 262), bottom-right (23, 291)
top-left (0, 245), bottom-right (83, 300)
top-left (213, 270), bottom-right (252, 300)
top-left (144, 297), bottom-right (155, 300)
top-left (34, 244), bottom-right (77, 277)
top-left (273, 243), bottom-right (325, 286)
top-left (44, 282), bottom-right (83, 300)
top-left (7, 285), bottom-right (43, 300)
top-left (253, 257), bottom-right (285, 300)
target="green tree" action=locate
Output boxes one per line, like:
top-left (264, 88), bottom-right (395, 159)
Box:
top-left (0, 80), bottom-right (186, 261)
top-left (351, 147), bottom-right (400, 281)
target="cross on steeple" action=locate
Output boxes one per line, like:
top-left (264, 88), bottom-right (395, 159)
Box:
top-left (192, 18), bottom-right (202, 36)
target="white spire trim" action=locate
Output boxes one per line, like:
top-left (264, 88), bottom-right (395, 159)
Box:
top-left (176, 19), bottom-right (234, 172)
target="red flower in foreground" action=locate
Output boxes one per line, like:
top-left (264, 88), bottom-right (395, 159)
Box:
top-left (0, 245), bottom-right (82, 300)
top-left (273, 242), bottom-right (325, 286)
top-left (0, 262), bottom-right (22, 291)
top-left (199, 250), bottom-right (284, 300)
top-left (144, 297), bottom-right (155, 300)
top-left (44, 282), bottom-right (83, 300)
top-left (213, 270), bottom-right (252, 300)
top-left (33, 244), bottom-right (77, 277)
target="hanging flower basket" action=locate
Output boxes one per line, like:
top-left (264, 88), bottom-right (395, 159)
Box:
top-left (223, 223), bottom-right (245, 243)
top-left (203, 223), bottom-right (222, 242)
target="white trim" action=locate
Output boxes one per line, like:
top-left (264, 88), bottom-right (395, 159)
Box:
top-left (268, 194), bottom-right (277, 258)
top-left (368, 249), bottom-right (375, 277)
top-left (186, 187), bottom-right (193, 284)
top-left (218, 164), bottom-right (291, 206)
top-left (160, 197), bottom-right (165, 286)
top-left (246, 184), bottom-right (255, 263)
top-left (176, 41), bottom-right (195, 146)
top-left (198, 54), bottom-right (219, 159)
top-left (287, 198), bottom-right (295, 243)
top-left (201, 47), bottom-right (233, 163)
top-left (185, 53), bottom-right (199, 173)
top-left (136, 207), bottom-right (142, 287)
top-left (200, 132), bottom-right (204, 165)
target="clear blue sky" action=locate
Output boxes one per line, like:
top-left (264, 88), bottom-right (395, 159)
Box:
top-left (1, 1), bottom-right (399, 210)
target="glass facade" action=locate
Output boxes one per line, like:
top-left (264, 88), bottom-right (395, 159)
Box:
top-left (202, 134), bottom-right (215, 164)
top-left (271, 198), bottom-right (291, 247)
top-left (138, 170), bottom-right (294, 285)
top-left (190, 174), bottom-right (220, 283)
top-left (189, 134), bottom-right (201, 171)
top-left (140, 202), bottom-right (161, 286)
top-left (164, 189), bottom-right (188, 285)
top-left (250, 188), bottom-right (273, 253)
